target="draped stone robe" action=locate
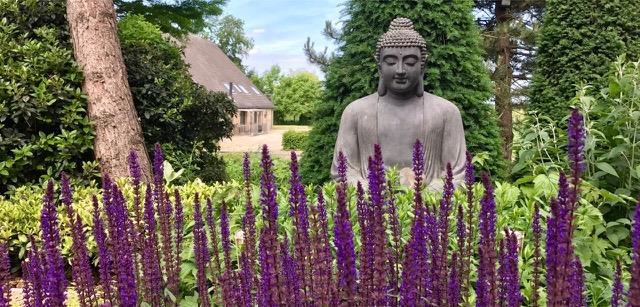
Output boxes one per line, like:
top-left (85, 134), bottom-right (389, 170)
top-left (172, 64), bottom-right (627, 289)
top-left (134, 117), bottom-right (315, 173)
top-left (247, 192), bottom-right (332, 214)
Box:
top-left (331, 92), bottom-right (467, 191)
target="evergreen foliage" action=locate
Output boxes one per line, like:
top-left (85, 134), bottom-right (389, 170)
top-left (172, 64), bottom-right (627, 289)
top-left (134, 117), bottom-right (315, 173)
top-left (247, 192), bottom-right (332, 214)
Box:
top-left (528, 0), bottom-right (640, 123)
top-left (301, 0), bottom-right (506, 185)
top-left (119, 15), bottom-right (236, 183)
top-left (0, 0), bottom-right (95, 192)
top-left (114, 0), bottom-right (226, 37)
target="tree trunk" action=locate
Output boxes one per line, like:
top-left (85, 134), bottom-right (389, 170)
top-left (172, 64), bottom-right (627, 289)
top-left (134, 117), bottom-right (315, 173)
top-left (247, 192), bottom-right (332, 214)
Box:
top-left (66, 0), bottom-right (152, 180)
top-left (494, 3), bottom-right (514, 163)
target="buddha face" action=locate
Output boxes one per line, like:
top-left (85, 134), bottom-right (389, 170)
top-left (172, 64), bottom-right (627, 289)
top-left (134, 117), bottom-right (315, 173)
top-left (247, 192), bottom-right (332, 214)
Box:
top-left (379, 46), bottom-right (423, 97)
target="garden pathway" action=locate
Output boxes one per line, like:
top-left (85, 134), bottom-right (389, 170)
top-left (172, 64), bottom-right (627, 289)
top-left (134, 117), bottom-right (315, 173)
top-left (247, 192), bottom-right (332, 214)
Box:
top-left (219, 125), bottom-right (310, 159)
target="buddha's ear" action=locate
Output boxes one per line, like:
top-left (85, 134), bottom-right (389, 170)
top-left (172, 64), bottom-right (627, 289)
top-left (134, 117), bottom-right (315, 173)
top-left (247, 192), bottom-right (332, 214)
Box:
top-left (416, 64), bottom-right (425, 97)
top-left (377, 76), bottom-right (386, 96)
top-left (377, 62), bottom-right (387, 96)
top-left (416, 79), bottom-right (424, 97)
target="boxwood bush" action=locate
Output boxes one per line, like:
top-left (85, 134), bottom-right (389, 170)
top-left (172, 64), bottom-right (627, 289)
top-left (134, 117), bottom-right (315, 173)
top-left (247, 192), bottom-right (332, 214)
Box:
top-left (282, 130), bottom-right (309, 150)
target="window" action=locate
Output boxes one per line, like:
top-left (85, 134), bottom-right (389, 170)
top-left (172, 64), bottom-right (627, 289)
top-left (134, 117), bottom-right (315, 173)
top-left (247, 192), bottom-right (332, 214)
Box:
top-left (240, 111), bottom-right (247, 125)
top-left (233, 84), bottom-right (242, 93)
top-left (251, 86), bottom-right (261, 95)
top-left (238, 85), bottom-right (249, 93)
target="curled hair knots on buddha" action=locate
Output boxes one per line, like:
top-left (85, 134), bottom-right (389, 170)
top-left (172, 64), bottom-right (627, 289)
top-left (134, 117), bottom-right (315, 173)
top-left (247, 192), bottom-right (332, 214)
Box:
top-left (374, 17), bottom-right (428, 69)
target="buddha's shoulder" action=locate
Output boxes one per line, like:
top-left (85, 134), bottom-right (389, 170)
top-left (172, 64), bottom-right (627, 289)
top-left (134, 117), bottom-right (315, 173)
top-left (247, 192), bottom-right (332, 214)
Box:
top-left (424, 92), bottom-right (462, 116)
top-left (342, 93), bottom-right (378, 115)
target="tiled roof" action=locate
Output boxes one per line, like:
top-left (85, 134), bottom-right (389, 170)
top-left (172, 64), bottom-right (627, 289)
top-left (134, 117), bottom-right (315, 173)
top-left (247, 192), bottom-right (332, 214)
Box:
top-left (182, 35), bottom-right (274, 109)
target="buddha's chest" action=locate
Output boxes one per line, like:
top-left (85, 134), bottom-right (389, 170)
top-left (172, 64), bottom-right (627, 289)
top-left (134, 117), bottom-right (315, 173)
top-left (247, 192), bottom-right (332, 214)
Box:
top-left (377, 102), bottom-right (425, 167)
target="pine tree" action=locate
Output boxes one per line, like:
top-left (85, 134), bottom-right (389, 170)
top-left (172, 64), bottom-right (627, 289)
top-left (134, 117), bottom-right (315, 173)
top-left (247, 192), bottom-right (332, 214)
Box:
top-left (529, 0), bottom-right (640, 123)
top-left (301, 0), bottom-right (506, 185)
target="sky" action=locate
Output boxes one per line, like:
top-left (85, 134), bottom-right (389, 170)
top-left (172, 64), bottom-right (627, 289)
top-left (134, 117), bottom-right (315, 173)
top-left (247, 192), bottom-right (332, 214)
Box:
top-left (224, 0), bottom-right (344, 78)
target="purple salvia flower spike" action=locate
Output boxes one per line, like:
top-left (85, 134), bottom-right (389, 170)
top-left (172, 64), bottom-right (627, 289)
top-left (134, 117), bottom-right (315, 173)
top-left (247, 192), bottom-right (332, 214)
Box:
top-left (476, 173), bottom-right (498, 307)
top-left (364, 144), bottom-right (388, 305)
top-left (447, 252), bottom-right (461, 307)
top-left (206, 198), bottom-right (223, 290)
top-left (193, 194), bottom-right (211, 306)
top-left (629, 199), bottom-right (640, 305)
top-left (288, 151), bottom-right (312, 302)
top-left (25, 236), bottom-right (44, 307)
top-left (171, 189), bottom-right (185, 299)
top-left (568, 256), bottom-right (586, 306)
top-left (309, 190), bottom-right (334, 305)
top-left (281, 235), bottom-right (302, 306)
top-left (61, 173), bottom-right (95, 306)
top-left (92, 196), bottom-right (113, 305)
top-left (386, 179), bottom-right (401, 306)
top-left (0, 243), bottom-right (10, 306)
top-left (531, 203), bottom-right (542, 307)
top-left (498, 229), bottom-right (521, 307)
top-left (220, 202), bottom-right (237, 306)
top-left (432, 163), bottom-right (454, 305)
top-left (258, 145), bottom-right (284, 305)
top-left (108, 185), bottom-right (138, 306)
top-left (40, 179), bottom-right (67, 306)
top-left (611, 260), bottom-right (624, 307)
top-left (241, 153), bottom-right (257, 306)
top-left (567, 108), bottom-right (586, 180)
top-left (334, 151), bottom-right (358, 304)
top-left (141, 184), bottom-right (162, 305)
top-left (461, 151), bottom-right (475, 303)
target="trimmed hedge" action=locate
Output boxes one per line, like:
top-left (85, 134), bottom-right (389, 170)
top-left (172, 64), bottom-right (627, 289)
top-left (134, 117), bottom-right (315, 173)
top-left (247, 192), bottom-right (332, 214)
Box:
top-left (282, 130), bottom-right (309, 150)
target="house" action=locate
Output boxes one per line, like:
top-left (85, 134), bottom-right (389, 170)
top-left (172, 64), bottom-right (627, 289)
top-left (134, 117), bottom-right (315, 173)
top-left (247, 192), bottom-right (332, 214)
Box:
top-left (182, 35), bottom-right (274, 135)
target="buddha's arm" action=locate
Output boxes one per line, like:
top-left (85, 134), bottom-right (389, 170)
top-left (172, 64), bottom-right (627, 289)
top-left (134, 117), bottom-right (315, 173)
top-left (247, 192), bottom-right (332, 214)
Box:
top-left (439, 105), bottom-right (467, 188)
top-left (331, 106), bottom-right (364, 184)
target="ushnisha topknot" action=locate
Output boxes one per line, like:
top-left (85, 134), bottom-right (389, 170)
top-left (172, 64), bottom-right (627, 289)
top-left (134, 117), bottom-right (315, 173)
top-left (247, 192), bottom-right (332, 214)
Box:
top-left (375, 17), bottom-right (428, 68)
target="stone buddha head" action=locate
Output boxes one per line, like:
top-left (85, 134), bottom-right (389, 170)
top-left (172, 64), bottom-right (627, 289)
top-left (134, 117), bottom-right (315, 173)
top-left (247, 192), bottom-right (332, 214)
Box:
top-left (374, 17), bottom-right (427, 98)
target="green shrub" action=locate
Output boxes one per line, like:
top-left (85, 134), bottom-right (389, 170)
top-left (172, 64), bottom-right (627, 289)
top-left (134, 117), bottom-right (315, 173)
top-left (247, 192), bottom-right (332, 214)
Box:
top-left (512, 57), bottom-right (640, 226)
top-left (528, 0), bottom-right (640, 123)
top-left (118, 15), bottom-right (236, 183)
top-left (282, 130), bottom-right (309, 150)
top-left (0, 0), bottom-right (95, 192)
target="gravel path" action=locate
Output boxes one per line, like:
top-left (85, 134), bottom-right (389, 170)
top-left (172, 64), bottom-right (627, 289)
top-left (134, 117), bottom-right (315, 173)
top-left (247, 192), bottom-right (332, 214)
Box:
top-left (219, 125), bottom-right (310, 159)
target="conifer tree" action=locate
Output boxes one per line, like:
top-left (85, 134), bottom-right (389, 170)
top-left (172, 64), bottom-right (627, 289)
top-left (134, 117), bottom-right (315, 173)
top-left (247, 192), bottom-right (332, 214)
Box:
top-left (301, 0), bottom-right (505, 184)
top-left (529, 0), bottom-right (640, 123)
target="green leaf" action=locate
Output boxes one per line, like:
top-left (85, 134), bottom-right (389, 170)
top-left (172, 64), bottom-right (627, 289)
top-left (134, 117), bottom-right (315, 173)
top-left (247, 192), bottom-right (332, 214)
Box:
top-left (595, 162), bottom-right (619, 178)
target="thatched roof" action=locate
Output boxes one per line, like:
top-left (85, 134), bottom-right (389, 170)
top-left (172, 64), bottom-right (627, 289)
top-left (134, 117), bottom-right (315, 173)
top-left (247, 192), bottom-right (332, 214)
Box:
top-left (183, 35), bottom-right (274, 110)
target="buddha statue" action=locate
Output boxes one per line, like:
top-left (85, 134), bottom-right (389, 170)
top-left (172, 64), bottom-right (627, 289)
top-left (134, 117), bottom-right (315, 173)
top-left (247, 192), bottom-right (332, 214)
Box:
top-left (331, 17), bottom-right (467, 190)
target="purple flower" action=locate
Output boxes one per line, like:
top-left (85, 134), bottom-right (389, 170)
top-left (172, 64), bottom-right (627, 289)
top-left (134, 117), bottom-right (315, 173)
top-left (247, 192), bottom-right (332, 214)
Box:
top-left (0, 243), bottom-right (10, 306)
top-left (206, 198), bottom-right (222, 283)
top-left (386, 181), bottom-right (401, 305)
top-left (92, 196), bottom-right (113, 304)
top-left (128, 151), bottom-right (144, 267)
top-left (567, 108), bottom-right (586, 180)
top-left (476, 173), bottom-right (498, 307)
top-left (461, 151), bottom-right (475, 302)
top-left (288, 151), bottom-right (312, 300)
top-left (258, 145), bottom-right (284, 305)
top-left (334, 151), bottom-right (358, 304)
top-left (498, 229), bottom-right (521, 307)
top-left (568, 256), bottom-right (585, 306)
top-left (281, 236), bottom-right (302, 306)
top-left (629, 200), bottom-right (640, 305)
top-left (448, 252), bottom-right (461, 307)
top-left (531, 203), bottom-right (542, 307)
top-left (309, 190), bottom-right (334, 305)
top-left (221, 202), bottom-right (232, 270)
top-left (40, 179), bottom-right (66, 306)
top-left (61, 173), bottom-right (95, 306)
top-left (24, 236), bottom-right (44, 307)
top-left (611, 260), bottom-right (624, 307)
top-left (364, 145), bottom-right (388, 305)
top-left (106, 185), bottom-right (138, 306)
top-left (193, 194), bottom-right (211, 306)
top-left (431, 163), bottom-right (454, 305)
top-left (141, 184), bottom-right (162, 305)
top-left (240, 153), bottom-right (257, 306)
top-left (171, 189), bottom-right (184, 297)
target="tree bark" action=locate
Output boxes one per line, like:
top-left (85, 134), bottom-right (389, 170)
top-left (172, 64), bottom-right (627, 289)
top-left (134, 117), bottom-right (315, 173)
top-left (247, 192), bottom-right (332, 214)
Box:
top-left (494, 3), bottom-right (514, 163)
top-left (66, 0), bottom-right (152, 180)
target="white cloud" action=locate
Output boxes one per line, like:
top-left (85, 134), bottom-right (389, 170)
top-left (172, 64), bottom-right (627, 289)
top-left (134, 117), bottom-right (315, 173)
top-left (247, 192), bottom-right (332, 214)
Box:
top-left (251, 28), bottom-right (266, 35)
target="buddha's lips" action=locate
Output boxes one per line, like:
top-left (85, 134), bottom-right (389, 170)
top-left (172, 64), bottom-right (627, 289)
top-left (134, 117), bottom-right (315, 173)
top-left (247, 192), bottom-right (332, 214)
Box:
top-left (394, 78), bottom-right (408, 83)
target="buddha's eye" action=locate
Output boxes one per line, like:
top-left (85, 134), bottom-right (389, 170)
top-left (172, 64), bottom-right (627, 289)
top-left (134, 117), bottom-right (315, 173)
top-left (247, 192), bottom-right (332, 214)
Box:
top-left (383, 57), bottom-right (397, 65)
top-left (404, 58), bottom-right (418, 66)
